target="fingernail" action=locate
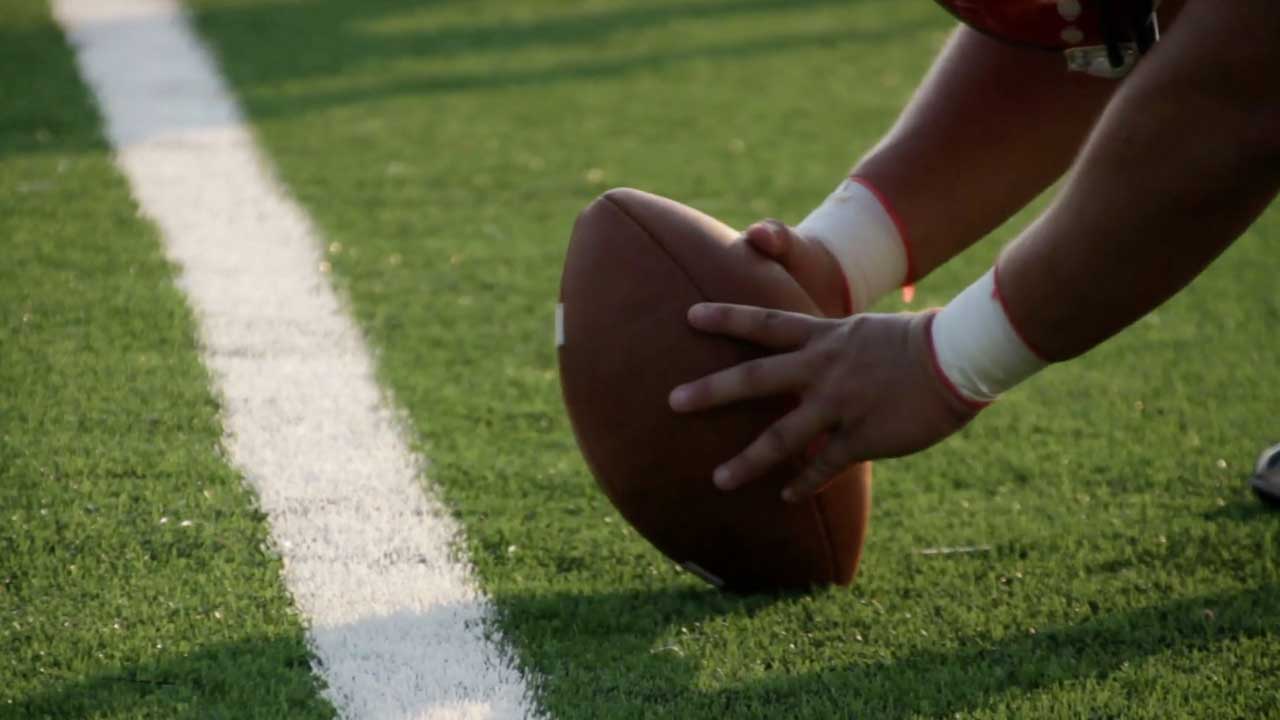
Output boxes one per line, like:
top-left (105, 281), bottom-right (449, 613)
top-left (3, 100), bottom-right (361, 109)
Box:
top-left (713, 466), bottom-right (732, 490)
top-left (688, 304), bottom-right (707, 323)
top-left (669, 386), bottom-right (690, 411)
top-left (781, 487), bottom-right (799, 503)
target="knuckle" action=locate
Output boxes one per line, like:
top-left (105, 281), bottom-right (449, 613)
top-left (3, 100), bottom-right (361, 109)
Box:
top-left (754, 308), bottom-right (783, 333)
top-left (815, 340), bottom-right (842, 367)
top-left (760, 423), bottom-right (792, 459)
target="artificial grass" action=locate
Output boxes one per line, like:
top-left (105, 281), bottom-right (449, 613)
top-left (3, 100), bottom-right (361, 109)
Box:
top-left (17, 0), bottom-right (1276, 716)
top-left (188, 0), bottom-right (1280, 717)
top-left (0, 2), bottom-right (332, 717)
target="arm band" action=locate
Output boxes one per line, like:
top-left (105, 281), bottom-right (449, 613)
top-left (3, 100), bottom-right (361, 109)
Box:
top-left (930, 268), bottom-right (1048, 404)
top-left (795, 177), bottom-right (910, 313)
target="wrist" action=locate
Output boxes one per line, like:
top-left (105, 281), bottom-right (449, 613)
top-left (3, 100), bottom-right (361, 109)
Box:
top-left (795, 176), bottom-right (911, 313)
top-left (810, 240), bottom-right (855, 317)
top-left (929, 267), bottom-right (1048, 405)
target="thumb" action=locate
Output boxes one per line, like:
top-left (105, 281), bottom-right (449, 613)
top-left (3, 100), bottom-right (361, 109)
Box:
top-left (743, 219), bottom-right (794, 260)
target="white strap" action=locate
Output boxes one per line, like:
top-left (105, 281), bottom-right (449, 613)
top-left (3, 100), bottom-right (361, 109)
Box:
top-left (795, 178), bottom-right (907, 313)
top-left (931, 269), bottom-right (1047, 403)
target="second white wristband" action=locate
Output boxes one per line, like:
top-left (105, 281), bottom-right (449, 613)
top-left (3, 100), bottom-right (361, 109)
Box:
top-left (931, 268), bottom-right (1048, 404)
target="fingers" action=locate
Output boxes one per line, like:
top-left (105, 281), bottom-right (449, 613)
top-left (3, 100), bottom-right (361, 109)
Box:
top-left (783, 429), bottom-right (858, 503)
top-left (670, 349), bottom-right (808, 413)
top-left (712, 405), bottom-right (831, 491)
top-left (742, 219), bottom-right (793, 259)
top-left (686, 303), bottom-right (818, 350)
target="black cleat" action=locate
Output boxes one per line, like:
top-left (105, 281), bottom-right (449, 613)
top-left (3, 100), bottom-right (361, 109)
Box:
top-left (1250, 443), bottom-right (1280, 508)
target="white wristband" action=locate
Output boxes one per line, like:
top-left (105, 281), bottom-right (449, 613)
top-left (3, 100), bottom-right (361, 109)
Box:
top-left (931, 268), bottom-right (1047, 404)
top-left (795, 177), bottom-right (908, 313)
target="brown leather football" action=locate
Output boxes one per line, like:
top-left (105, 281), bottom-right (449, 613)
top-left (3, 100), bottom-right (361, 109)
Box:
top-left (557, 188), bottom-right (872, 593)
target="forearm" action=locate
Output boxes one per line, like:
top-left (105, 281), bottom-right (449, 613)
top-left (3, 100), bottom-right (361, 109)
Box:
top-left (854, 27), bottom-right (1120, 280)
top-left (1000, 0), bottom-right (1280, 361)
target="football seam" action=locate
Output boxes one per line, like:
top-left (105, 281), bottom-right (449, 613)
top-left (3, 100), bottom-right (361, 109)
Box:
top-left (601, 193), bottom-right (714, 302)
top-left (808, 493), bottom-right (839, 584)
top-left (600, 191), bottom-right (839, 586)
top-left (568, 195), bottom-right (702, 510)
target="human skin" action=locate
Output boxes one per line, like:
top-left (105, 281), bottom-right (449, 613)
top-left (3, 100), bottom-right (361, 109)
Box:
top-left (999, 0), bottom-right (1279, 359)
top-left (752, 3), bottom-right (1188, 314)
top-left (747, 23), bottom-right (1122, 315)
top-left (677, 0), bottom-right (1280, 500)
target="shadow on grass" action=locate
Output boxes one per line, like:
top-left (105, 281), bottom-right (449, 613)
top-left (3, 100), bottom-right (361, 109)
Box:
top-left (13, 607), bottom-right (530, 719)
top-left (0, 12), bottom-right (105, 160)
top-left (499, 583), bottom-right (1279, 717)
top-left (1202, 498), bottom-right (1278, 524)
top-left (234, 24), bottom-right (929, 119)
top-left (6, 0), bottom-right (938, 158)
top-left (15, 583), bottom-right (1276, 717)
top-left (10, 634), bottom-right (331, 719)
top-left (187, 0), bottom-right (863, 81)
top-left (187, 0), bottom-right (934, 117)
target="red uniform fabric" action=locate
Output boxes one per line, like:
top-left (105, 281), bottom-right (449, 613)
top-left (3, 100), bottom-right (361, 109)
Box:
top-left (934, 0), bottom-right (1148, 50)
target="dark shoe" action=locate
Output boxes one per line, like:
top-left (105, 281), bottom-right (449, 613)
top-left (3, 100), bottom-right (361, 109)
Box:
top-left (1250, 443), bottom-right (1280, 508)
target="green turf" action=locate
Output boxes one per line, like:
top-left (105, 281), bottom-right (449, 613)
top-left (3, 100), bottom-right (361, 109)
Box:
top-left (184, 0), bottom-right (1280, 717)
top-left (9, 0), bottom-right (1273, 716)
top-left (0, 3), bottom-right (332, 718)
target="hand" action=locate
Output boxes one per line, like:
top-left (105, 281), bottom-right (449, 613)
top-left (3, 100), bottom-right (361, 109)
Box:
top-left (741, 220), bottom-right (850, 317)
top-left (669, 304), bottom-right (982, 501)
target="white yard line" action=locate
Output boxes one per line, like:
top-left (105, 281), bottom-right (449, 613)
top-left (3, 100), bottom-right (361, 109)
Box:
top-left (52, 2), bottom-right (538, 718)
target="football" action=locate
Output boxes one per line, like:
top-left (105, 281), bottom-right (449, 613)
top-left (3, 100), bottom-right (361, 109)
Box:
top-left (557, 188), bottom-right (873, 593)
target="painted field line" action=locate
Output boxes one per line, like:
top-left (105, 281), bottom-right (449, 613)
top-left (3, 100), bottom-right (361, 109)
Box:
top-left (52, 2), bottom-right (538, 718)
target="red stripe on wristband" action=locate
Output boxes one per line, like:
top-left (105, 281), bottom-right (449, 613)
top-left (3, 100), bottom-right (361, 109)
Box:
top-left (990, 263), bottom-right (1049, 362)
top-left (923, 312), bottom-right (992, 412)
top-left (848, 175), bottom-right (916, 285)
